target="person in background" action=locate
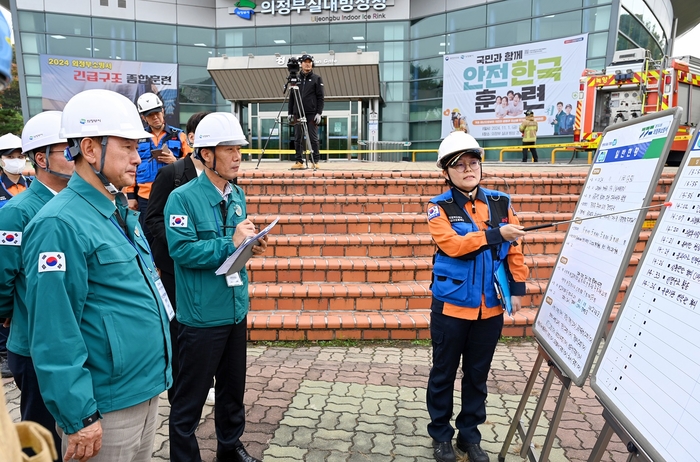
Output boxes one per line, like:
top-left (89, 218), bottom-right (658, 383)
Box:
top-left (0, 134), bottom-right (29, 208)
top-left (145, 111), bottom-right (213, 405)
top-left (426, 131), bottom-right (528, 462)
top-left (23, 89), bottom-right (172, 462)
top-left (165, 112), bottom-right (268, 462)
top-left (0, 133), bottom-right (28, 379)
top-left (0, 111), bottom-right (74, 460)
top-left (519, 110), bottom-right (539, 162)
top-left (495, 96), bottom-right (508, 119)
top-left (125, 92), bottom-right (191, 243)
top-left (288, 54), bottom-right (324, 170)
top-left (508, 92), bottom-right (523, 117)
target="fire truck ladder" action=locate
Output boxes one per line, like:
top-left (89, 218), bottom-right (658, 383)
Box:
top-left (640, 51), bottom-right (658, 114)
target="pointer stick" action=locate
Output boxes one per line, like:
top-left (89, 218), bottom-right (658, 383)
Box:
top-left (522, 202), bottom-right (672, 232)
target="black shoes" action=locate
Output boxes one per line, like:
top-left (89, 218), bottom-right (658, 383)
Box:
top-left (456, 440), bottom-right (490, 462)
top-left (432, 440), bottom-right (456, 462)
top-left (214, 446), bottom-right (261, 462)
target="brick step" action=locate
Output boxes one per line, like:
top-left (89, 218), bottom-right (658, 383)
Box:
top-left (246, 193), bottom-right (668, 215)
top-left (238, 172), bottom-right (674, 197)
top-left (245, 278), bottom-right (632, 340)
top-left (247, 251), bottom-right (643, 284)
top-left (250, 210), bottom-right (662, 235)
top-left (248, 257), bottom-right (433, 283)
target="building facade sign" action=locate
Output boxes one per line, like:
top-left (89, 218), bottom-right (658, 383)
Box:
top-left (228, 0), bottom-right (401, 24)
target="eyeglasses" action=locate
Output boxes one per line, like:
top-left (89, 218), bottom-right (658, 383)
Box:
top-left (449, 160), bottom-right (481, 172)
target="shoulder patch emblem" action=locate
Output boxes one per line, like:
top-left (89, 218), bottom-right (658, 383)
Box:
top-left (427, 206), bottom-right (440, 220)
top-left (0, 231), bottom-right (22, 246)
top-left (169, 215), bottom-right (188, 228)
top-left (38, 252), bottom-right (65, 272)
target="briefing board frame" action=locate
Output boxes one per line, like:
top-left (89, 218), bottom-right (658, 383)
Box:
top-left (531, 107), bottom-right (682, 387)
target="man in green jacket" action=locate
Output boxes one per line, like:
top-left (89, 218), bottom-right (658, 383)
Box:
top-left (0, 110), bottom-right (74, 459)
top-left (165, 112), bottom-right (268, 462)
top-left (22, 89), bottom-right (173, 462)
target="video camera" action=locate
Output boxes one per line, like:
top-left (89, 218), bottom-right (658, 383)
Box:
top-left (286, 57), bottom-right (301, 84)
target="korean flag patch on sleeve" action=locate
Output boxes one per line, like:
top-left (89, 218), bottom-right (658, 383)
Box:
top-left (427, 205), bottom-right (440, 220)
top-left (38, 252), bottom-right (65, 272)
top-left (169, 215), bottom-right (188, 228)
top-left (0, 231), bottom-right (22, 246)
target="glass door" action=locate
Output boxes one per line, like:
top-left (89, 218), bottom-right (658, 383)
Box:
top-left (257, 113), bottom-right (282, 160)
top-left (326, 115), bottom-right (350, 160)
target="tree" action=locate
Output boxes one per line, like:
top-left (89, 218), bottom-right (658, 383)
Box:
top-left (0, 47), bottom-right (23, 135)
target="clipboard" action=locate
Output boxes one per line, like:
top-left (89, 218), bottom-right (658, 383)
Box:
top-left (493, 262), bottom-right (513, 317)
top-left (215, 217), bottom-right (279, 276)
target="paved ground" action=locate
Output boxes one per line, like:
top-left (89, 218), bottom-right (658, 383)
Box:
top-left (4, 340), bottom-right (632, 462)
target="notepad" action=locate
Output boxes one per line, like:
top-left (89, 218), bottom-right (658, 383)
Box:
top-left (215, 217), bottom-right (279, 276)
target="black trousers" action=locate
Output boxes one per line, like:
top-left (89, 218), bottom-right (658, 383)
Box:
top-left (160, 270), bottom-right (180, 404)
top-left (137, 196), bottom-right (154, 245)
top-left (294, 118), bottom-right (320, 163)
top-left (8, 351), bottom-right (61, 460)
top-left (169, 321), bottom-right (248, 462)
top-left (522, 141), bottom-right (538, 162)
top-left (426, 310), bottom-right (503, 444)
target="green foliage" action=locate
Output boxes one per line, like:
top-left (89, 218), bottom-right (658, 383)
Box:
top-left (0, 48), bottom-right (23, 135)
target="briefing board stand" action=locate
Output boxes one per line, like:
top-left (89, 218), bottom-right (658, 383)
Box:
top-left (588, 127), bottom-right (700, 462)
top-left (586, 398), bottom-right (653, 462)
top-left (499, 108), bottom-right (682, 462)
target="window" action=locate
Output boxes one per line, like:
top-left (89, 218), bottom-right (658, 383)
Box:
top-left (587, 32), bottom-right (608, 58)
top-left (92, 39), bottom-right (135, 60)
top-left (179, 65), bottom-right (212, 86)
top-left (291, 24), bottom-right (329, 45)
top-left (448, 29), bottom-right (486, 54)
top-left (23, 55), bottom-right (41, 75)
top-left (46, 13), bottom-right (91, 36)
top-left (92, 18), bottom-right (135, 40)
top-left (383, 82), bottom-right (408, 102)
top-left (382, 102), bottom-right (409, 122)
top-left (487, 0), bottom-right (531, 24)
top-left (118, 0), bottom-right (126, 7)
top-left (380, 122), bottom-right (408, 141)
top-left (100, 0), bottom-right (108, 6)
top-left (330, 23), bottom-right (366, 43)
top-left (532, 11), bottom-right (581, 41)
top-left (180, 85), bottom-right (215, 105)
top-left (409, 100), bottom-right (442, 122)
top-left (20, 33), bottom-right (46, 54)
top-left (367, 22), bottom-right (407, 41)
top-left (410, 121), bottom-right (441, 141)
top-left (365, 41), bottom-right (407, 61)
top-left (136, 42), bottom-right (176, 63)
top-left (178, 26), bottom-right (215, 47)
top-left (487, 20), bottom-right (531, 48)
top-left (582, 6), bottom-right (611, 33)
top-left (47, 35), bottom-right (91, 57)
top-left (136, 22), bottom-right (176, 44)
top-left (217, 28), bottom-right (255, 48)
top-left (380, 62), bottom-right (408, 82)
top-left (410, 14), bottom-right (445, 40)
top-left (447, 6), bottom-right (486, 33)
top-left (25, 76), bottom-right (42, 97)
top-left (532, 0), bottom-right (582, 16)
top-left (411, 35), bottom-right (446, 60)
top-left (177, 45), bottom-right (215, 66)
top-left (18, 11), bottom-right (45, 33)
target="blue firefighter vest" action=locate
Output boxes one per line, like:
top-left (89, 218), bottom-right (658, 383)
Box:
top-left (136, 126), bottom-right (184, 185)
top-left (430, 187), bottom-right (512, 309)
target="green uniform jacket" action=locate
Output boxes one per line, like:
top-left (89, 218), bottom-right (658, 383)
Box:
top-left (22, 173), bottom-right (172, 434)
top-left (164, 173), bottom-right (249, 327)
top-left (0, 180), bottom-right (55, 357)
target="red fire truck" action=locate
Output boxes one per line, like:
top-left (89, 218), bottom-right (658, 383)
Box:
top-left (574, 48), bottom-right (700, 165)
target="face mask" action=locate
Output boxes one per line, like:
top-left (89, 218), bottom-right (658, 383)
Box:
top-left (2, 158), bottom-right (26, 175)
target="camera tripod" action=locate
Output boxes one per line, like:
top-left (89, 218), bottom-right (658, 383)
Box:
top-left (255, 78), bottom-right (317, 170)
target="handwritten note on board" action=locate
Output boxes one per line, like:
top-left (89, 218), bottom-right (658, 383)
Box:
top-left (532, 113), bottom-right (677, 385)
top-left (592, 144), bottom-right (700, 462)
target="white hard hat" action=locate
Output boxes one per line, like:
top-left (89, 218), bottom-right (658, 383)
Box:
top-left (60, 89), bottom-right (152, 140)
top-left (22, 111), bottom-right (67, 154)
top-left (194, 112), bottom-right (248, 148)
top-left (0, 133), bottom-right (22, 155)
top-left (436, 131), bottom-right (482, 169)
top-left (136, 92), bottom-right (163, 116)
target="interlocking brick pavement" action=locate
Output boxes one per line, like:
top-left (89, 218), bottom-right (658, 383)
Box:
top-left (4, 340), bottom-right (633, 461)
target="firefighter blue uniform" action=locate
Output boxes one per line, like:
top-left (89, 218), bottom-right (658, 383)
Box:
top-left (426, 186), bottom-right (528, 451)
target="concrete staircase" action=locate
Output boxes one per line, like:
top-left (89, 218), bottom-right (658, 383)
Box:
top-left (240, 170), bottom-right (674, 341)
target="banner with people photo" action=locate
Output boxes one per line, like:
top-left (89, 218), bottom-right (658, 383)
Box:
top-left (39, 55), bottom-right (180, 127)
top-left (441, 34), bottom-right (588, 139)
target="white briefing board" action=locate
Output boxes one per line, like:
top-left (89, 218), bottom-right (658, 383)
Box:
top-left (532, 109), bottom-right (681, 386)
top-left (591, 130), bottom-right (700, 462)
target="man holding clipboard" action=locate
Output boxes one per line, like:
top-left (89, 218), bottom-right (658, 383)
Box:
top-left (165, 112), bottom-right (268, 462)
